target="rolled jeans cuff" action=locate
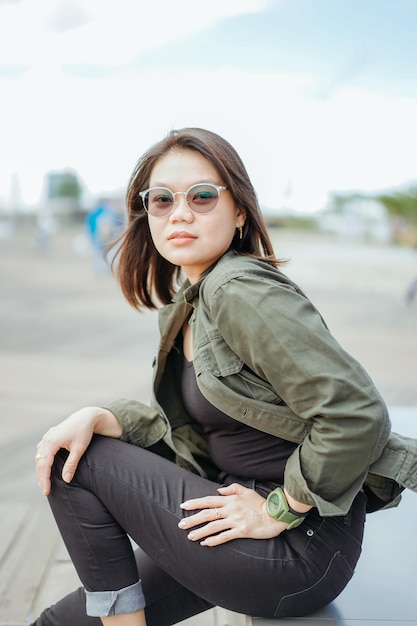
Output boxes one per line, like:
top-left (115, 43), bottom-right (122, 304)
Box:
top-left (85, 581), bottom-right (146, 617)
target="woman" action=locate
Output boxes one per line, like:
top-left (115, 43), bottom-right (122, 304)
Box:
top-left (33, 128), bottom-right (415, 626)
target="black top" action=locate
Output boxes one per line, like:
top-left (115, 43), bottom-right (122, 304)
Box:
top-left (181, 357), bottom-right (297, 483)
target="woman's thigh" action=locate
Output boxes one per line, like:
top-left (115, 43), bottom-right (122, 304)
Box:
top-left (48, 436), bottom-right (367, 618)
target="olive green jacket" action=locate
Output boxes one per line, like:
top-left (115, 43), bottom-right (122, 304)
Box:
top-left (105, 252), bottom-right (417, 516)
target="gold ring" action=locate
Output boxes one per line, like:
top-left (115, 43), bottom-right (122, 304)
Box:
top-left (35, 454), bottom-right (44, 461)
top-left (214, 507), bottom-right (220, 520)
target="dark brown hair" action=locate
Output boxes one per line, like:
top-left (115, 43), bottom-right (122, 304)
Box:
top-left (112, 127), bottom-right (281, 310)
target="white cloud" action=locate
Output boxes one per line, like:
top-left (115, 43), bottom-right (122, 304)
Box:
top-left (0, 0), bottom-right (273, 67)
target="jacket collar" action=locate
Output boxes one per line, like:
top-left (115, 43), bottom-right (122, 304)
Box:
top-left (157, 252), bottom-right (234, 349)
top-left (182, 251), bottom-right (236, 306)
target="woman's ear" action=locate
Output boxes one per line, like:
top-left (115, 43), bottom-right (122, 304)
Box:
top-left (236, 208), bottom-right (246, 229)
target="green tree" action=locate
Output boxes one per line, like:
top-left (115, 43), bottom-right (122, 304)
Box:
top-left (56, 176), bottom-right (81, 199)
top-left (376, 187), bottom-right (417, 224)
top-left (48, 171), bottom-right (82, 200)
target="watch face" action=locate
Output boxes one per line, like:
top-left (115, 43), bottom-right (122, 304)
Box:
top-left (266, 487), bottom-right (305, 529)
top-left (266, 487), bottom-right (289, 519)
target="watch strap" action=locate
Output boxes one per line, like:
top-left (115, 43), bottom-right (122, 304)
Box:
top-left (266, 487), bottom-right (306, 530)
top-left (287, 502), bottom-right (308, 517)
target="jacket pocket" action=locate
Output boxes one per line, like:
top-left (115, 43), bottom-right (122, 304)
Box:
top-left (196, 335), bottom-right (286, 406)
top-left (238, 365), bottom-right (287, 405)
top-left (196, 333), bottom-right (244, 377)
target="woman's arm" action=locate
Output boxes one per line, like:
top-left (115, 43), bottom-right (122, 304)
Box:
top-left (201, 269), bottom-right (390, 515)
top-left (283, 487), bottom-right (312, 515)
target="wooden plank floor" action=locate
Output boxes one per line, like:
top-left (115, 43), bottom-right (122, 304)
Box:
top-left (0, 497), bottom-right (64, 625)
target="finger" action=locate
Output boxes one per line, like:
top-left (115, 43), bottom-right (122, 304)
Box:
top-left (178, 505), bottom-right (223, 530)
top-left (180, 496), bottom-right (223, 511)
top-left (40, 477), bottom-right (51, 497)
top-left (35, 452), bottom-right (53, 496)
top-left (62, 449), bottom-right (83, 483)
top-left (200, 528), bottom-right (237, 547)
top-left (217, 483), bottom-right (242, 496)
top-left (186, 520), bottom-right (228, 543)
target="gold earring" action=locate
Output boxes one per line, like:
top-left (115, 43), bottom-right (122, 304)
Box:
top-left (239, 226), bottom-right (243, 240)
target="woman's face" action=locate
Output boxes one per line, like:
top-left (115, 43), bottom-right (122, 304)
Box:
top-left (147, 149), bottom-right (245, 284)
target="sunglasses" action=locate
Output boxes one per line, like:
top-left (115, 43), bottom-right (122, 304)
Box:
top-left (139, 183), bottom-right (227, 218)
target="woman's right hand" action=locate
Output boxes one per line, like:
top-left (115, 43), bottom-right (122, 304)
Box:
top-left (35, 406), bottom-right (121, 496)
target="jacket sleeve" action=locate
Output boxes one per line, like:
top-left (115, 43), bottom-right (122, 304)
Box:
top-left (102, 398), bottom-right (167, 448)
top-left (203, 272), bottom-right (391, 515)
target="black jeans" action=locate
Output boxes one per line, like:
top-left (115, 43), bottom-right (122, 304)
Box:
top-left (32, 435), bottom-right (367, 625)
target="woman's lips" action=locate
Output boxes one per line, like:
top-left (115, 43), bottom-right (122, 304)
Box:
top-left (168, 231), bottom-right (197, 240)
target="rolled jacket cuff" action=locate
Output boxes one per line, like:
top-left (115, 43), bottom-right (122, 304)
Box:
top-left (85, 581), bottom-right (145, 617)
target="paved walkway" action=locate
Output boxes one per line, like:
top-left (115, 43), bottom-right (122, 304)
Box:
top-left (0, 224), bottom-right (416, 625)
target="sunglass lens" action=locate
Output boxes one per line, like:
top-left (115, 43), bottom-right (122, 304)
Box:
top-left (187, 184), bottom-right (219, 213)
top-left (147, 189), bottom-right (174, 216)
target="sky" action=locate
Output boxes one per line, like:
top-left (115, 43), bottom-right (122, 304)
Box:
top-left (1, 0), bottom-right (417, 213)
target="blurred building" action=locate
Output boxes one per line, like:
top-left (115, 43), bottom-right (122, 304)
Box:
top-left (46, 170), bottom-right (82, 216)
top-left (319, 198), bottom-right (392, 243)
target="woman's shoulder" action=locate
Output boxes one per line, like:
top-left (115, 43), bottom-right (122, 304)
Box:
top-left (201, 251), bottom-right (300, 297)
top-left (210, 251), bottom-right (281, 280)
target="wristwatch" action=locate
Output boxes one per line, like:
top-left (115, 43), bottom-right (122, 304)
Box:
top-left (266, 487), bottom-right (307, 530)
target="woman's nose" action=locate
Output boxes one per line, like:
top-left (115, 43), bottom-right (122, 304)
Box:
top-left (169, 193), bottom-right (193, 220)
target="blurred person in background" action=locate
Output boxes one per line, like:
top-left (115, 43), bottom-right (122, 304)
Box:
top-left (86, 200), bottom-right (123, 274)
top-left (34, 209), bottom-right (56, 252)
top-left (405, 276), bottom-right (417, 305)
top-left (405, 239), bottom-right (417, 305)
top-left (33, 128), bottom-right (416, 626)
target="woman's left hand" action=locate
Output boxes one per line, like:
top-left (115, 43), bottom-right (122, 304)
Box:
top-left (178, 482), bottom-right (288, 546)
